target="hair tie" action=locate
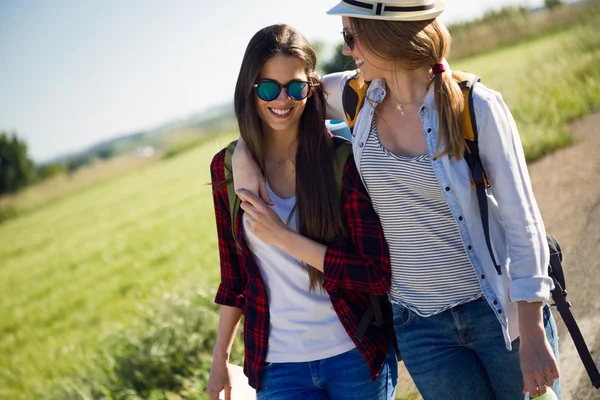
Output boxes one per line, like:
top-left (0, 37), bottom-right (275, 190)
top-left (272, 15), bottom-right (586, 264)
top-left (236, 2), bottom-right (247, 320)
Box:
top-left (432, 62), bottom-right (445, 75)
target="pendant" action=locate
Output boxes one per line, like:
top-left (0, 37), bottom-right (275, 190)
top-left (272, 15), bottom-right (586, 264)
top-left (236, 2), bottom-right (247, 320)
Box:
top-left (396, 103), bottom-right (404, 116)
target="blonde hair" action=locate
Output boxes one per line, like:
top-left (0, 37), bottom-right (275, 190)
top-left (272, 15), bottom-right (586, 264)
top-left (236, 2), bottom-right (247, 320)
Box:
top-left (351, 18), bottom-right (465, 158)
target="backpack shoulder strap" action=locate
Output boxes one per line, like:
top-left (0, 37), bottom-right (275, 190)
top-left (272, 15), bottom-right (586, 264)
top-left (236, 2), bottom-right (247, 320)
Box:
top-left (331, 136), bottom-right (353, 197)
top-left (454, 71), bottom-right (502, 275)
top-left (453, 71), bottom-right (480, 141)
top-left (342, 71), bottom-right (370, 130)
top-left (224, 140), bottom-right (242, 249)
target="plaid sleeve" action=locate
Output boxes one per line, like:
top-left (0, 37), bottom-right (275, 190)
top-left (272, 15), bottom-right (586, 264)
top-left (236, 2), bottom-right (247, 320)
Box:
top-left (210, 150), bottom-right (247, 310)
top-left (322, 156), bottom-right (391, 295)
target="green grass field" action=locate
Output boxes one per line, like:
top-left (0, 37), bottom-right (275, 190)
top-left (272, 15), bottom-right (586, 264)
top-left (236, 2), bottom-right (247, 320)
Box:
top-left (1, 17), bottom-right (599, 400)
top-left (0, 133), bottom-right (236, 398)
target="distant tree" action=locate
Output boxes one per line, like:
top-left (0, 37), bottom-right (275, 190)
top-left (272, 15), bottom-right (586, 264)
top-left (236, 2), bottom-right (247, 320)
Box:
top-left (545, 0), bottom-right (565, 9)
top-left (0, 131), bottom-right (36, 195)
top-left (311, 39), bottom-right (326, 62)
top-left (66, 154), bottom-right (95, 173)
top-left (321, 43), bottom-right (355, 75)
top-left (97, 146), bottom-right (116, 160)
top-left (38, 162), bottom-right (66, 180)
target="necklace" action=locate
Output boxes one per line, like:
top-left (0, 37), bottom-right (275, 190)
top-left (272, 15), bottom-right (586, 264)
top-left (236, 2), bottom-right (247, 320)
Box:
top-left (391, 91), bottom-right (428, 116)
top-left (266, 155), bottom-right (292, 169)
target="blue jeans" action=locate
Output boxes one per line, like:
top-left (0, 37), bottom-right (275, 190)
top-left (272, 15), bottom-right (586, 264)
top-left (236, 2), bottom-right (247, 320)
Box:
top-left (256, 346), bottom-right (398, 399)
top-left (392, 298), bottom-right (561, 400)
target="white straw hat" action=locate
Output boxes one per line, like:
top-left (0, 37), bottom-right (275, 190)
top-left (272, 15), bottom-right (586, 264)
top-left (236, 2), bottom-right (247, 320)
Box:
top-left (327, 0), bottom-right (446, 21)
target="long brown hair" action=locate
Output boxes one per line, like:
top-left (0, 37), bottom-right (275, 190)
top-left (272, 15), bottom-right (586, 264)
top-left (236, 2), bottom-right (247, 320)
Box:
top-left (233, 24), bottom-right (344, 291)
top-left (351, 18), bottom-right (465, 158)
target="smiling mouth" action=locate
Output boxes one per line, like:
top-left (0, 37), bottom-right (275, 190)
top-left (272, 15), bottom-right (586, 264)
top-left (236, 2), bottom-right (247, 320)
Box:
top-left (269, 108), bottom-right (293, 118)
top-left (355, 59), bottom-right (364, 68)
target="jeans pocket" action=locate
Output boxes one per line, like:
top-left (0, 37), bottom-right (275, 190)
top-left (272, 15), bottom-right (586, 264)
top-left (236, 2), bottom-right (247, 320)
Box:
top-left (393, 304), bottom-right (414, 330)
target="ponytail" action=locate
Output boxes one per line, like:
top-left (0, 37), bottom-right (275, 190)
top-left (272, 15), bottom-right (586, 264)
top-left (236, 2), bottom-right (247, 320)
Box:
top-left (433, 68), bottom-right (465, 159)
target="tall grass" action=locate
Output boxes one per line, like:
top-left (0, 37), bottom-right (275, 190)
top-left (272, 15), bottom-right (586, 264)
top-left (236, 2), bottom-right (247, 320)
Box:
top-left (449, 1), bottom-right (600, 60)
top-left (453, 21), bottom-right (600, 161)
top-left (46, 288), bottom-right (244, 400)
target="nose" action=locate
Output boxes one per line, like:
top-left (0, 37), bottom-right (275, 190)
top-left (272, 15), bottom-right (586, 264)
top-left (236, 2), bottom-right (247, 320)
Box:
top-left (274, 86), bottom-right (290, 102)
top-left (342, 42), bottom-right (351, 56)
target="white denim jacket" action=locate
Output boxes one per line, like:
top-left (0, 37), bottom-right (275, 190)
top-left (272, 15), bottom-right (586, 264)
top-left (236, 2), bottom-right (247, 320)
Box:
top-left (323, 69), bottom-right (553, 349)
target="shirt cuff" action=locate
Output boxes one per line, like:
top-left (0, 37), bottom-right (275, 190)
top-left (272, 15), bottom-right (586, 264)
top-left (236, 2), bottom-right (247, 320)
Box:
top-left (215, 283), bottom-right (245, 309)
top-left (509, 276), bottom-right (554, 303)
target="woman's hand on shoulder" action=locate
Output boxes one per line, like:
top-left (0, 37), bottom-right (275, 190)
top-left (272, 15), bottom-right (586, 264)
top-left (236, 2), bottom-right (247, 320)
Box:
top-left (232, 138), bottom-right (274, 205)
top-left (237, 189), bottom-right (290, 247)
top-left (207, 357), bottom-right (233, 400)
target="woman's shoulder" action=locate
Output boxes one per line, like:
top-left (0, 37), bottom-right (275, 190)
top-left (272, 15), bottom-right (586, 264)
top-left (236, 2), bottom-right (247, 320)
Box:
top-left (322, 69), bottom-right (360, 93)
top-left (210, 146), bottom-right (230, 181)
top-left (470, 81), bottom-right (506, 118)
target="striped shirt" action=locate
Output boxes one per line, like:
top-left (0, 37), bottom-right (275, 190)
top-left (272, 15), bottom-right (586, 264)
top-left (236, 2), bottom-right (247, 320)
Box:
top-left (360, 117), bottom-right (482, 316)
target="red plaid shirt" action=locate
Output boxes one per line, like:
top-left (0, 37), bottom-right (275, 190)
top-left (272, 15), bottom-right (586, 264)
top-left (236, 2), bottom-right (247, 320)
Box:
top-left (210, 148), bottom-right (395, 390)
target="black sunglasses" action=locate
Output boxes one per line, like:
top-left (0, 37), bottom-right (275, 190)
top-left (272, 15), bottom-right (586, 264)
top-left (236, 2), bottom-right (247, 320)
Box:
top-left (341, 30), bottom-right (357, 50)
top-left (253, 79), bottom-right (317, 101)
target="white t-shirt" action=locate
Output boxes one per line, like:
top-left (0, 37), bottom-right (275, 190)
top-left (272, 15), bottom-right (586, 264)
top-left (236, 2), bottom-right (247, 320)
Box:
top-left (243, 182), bottom-right (356, 363)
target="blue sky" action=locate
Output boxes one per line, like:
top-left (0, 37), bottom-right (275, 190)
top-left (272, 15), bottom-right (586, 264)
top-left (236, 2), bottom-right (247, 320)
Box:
top-left (0, 0), bottom-right (545, 162)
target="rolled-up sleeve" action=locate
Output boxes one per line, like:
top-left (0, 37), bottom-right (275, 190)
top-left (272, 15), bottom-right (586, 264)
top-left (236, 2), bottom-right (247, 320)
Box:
top-left (475, 87), bottom-right (553, 302)
top-left (210, 151), bottom-right (247, 309)
top-left (322, 156), bottom-right (391, 296)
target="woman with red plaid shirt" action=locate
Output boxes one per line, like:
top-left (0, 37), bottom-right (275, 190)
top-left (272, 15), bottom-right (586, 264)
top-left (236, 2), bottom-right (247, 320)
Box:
top-left (206, 24), bottom-right (398, 400)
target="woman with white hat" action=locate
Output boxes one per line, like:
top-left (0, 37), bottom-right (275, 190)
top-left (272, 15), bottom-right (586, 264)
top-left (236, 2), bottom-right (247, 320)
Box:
top-left (231, 1), bottom-right (561, 399)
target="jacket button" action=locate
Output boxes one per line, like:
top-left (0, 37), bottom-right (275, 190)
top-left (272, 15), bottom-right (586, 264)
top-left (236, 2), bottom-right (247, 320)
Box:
top-left (359, 142), bottom-right (364, 147)
top-left (344, 318), bottom-right (349, 323)
top-left (427, 128), bottom-right (432, 133)
top-left (433, 157), bottom-right (437, 161)
top-left (468, 245), bottom-right (473, 250)
top-left (458, 216), bottom-right (463, 221)
top-left (481, 274), bottom-right (485, 279)
top-left (498, 309), bottom-right (502, 314)
top-left (493, 300), bottom-right (498, 305)
top-left (445, 186), bottom-right (451, 191)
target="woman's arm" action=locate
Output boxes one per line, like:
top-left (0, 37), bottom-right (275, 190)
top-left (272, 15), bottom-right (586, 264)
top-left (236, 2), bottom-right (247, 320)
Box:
top-left (517, 301), bottom-right (559, 396)
top-left (321, 71), bottom-right (354, 122)
top-left (475, 86), bottom-right (552, 302)
top-left (474, 86), bottom-right (558, 394)
top-left (206, 305), bottom-right (243, 400)
top-left (237, 157), bottom-right (391, 295)
top-left (231, 139), bottom-right (273, 205)
top-left (208, 150), bottom-right (249, 399)
top-left (210, 150), bottom-right (247, 310)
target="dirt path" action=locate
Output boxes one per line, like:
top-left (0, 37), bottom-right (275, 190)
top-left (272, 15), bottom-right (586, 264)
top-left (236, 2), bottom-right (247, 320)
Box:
top-left (395, 113), bottom-right (600, 400)
top-left (529, 112), bottom-right (600, 400)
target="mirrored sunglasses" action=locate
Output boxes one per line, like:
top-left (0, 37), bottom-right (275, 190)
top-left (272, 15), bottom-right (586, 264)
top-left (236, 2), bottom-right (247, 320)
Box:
top-left (253, 80), bottom-right (315, 101)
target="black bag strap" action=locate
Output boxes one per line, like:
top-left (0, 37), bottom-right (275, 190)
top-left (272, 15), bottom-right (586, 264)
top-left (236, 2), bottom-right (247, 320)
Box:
top-left (354, 293), bottom-right (384, 340)
top-left (547, 236), bottom-right (600, 389)
top-left (463, 79), bottom-right (600, 387)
